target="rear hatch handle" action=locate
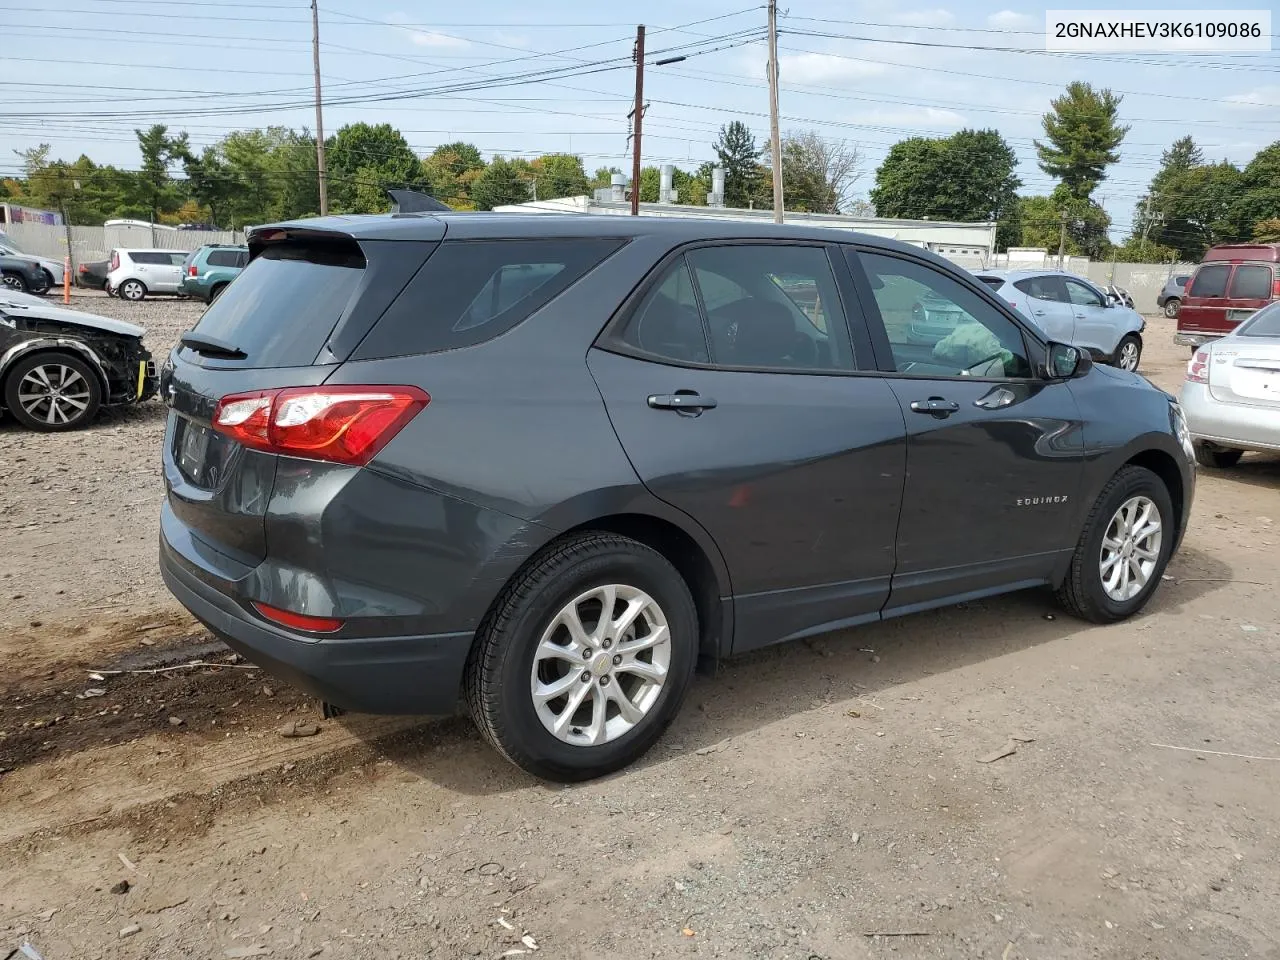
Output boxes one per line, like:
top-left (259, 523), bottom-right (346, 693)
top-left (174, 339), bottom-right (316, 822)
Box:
top-left (180, 332), bottom-right (248, 360)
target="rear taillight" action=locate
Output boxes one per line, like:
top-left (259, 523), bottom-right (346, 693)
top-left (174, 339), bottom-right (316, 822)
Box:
top-left (110, 252), bottom-right (119, 270)
top-left (252, 601), bottom-right (342, 633)
top-left (189, 265), bottom-right (197, 276)
top-left (1272, 276), bottom-right (1280, 298)
top-left (212, 385), bottom-right (429, 466)
top-left (1186, 349), bottom-right (1210, 384)
top-left (1183, 277), bottom-right (1194, 297)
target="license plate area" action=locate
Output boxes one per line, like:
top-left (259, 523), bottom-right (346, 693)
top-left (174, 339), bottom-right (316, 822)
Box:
top-left (1227, 308), bottom-right (1256, 323)
top-left (174, 416), bottom-right (236, 489)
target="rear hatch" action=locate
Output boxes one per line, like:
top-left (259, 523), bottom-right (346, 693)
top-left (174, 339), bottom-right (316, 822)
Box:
top-left (162, 224), bottom-right (439, 572)
top-left (1208, 308), bottom-right (1280, 409)
top-left (1181, 262), bottom-right (1278, 337)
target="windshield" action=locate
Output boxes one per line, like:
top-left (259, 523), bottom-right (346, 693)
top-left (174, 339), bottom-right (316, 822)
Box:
top-left (1238, 301), bottom-right (1280, 338)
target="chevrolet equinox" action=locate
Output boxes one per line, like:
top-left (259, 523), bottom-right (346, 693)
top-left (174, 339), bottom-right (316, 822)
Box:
top-left (159, 214), bottom-right (1196, 781)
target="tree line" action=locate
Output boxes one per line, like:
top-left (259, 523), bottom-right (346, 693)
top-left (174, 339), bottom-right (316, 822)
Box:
top-left (5, 80), bottom-right (1277, 263)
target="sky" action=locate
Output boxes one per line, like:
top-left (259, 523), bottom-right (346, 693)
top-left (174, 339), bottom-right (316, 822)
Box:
top-left (3, 0), bottom-right (1278, 240)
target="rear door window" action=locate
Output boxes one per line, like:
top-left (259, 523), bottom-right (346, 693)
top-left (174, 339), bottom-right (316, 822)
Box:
top-left (1064, 278), bottom-right (1106, 307)
top-left (1014, 275), bottom-right (1068, 302)
top-left (1190, 264), bottom-right (1231, 299)
top-left (184, 241), bottom-right (365, 367)
top-left (207, 249), bottom-right (243, 268)
top-left (354, 238), bottom-right (623, 359)
top-left (1227, 264), bottom-right (1272, 300)
top-left (132, 251), bottom-right (168, 265)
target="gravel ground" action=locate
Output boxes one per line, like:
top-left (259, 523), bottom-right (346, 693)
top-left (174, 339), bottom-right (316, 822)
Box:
top-left (1, 298), bottom-right (1278, 959)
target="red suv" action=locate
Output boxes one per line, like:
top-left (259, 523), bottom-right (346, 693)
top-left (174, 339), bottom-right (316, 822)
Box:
top-left (1176, 244), bottom-right (1280, 349)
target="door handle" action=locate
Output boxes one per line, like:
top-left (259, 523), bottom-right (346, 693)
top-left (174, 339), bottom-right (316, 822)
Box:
top-left (910, 397), bottom-right (959, 417)
top-left (1033, 309), bottom-right (1047, 316)
top-left (648, 393), bottom-right (717, 413)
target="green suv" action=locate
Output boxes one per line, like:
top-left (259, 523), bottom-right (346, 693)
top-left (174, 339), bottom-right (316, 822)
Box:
top-left (180, 244), bottom-right (248, 303)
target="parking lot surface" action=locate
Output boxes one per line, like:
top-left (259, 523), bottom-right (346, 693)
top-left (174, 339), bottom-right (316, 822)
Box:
top-left (2, 295), bottom-right (1278, 958)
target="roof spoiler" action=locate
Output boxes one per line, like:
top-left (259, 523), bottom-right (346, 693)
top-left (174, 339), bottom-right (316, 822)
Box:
top-left (385, 188), bottom-right (453, 214)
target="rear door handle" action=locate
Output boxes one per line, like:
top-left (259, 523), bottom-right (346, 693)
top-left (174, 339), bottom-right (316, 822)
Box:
top-left (910, 397), bottom-right (959, 417)
top-left (648, 393), bottom-right (717, 412)
top-left (1033, 309), bottom-right (1047, 316)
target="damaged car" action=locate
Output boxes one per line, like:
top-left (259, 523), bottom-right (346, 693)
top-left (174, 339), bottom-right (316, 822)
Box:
top-left (0, 290), bottom-right (158, 430)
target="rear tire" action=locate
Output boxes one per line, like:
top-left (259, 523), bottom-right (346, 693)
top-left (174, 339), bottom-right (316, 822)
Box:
top-left (3, 351), bottom-right (102, 431)
top-left (1164, 298), bottom-right (1180, 319)
top-left (1, 272), bottom-right (28, 293)
top-left (1056, 465), bottom-right (1174, 624)
top-left (1194, 443), bottom-right (1243, 469)
top-left (119, 279), bottom-right (146, 301)
top-left (209, 283), bottom-right (227, 302)
top-left (1114, 334), bottom-right (1142, 372)
top-left (465, 532), bottom-right (698, 782)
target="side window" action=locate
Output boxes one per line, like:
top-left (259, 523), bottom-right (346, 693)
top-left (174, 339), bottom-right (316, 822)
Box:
top-left (1228, 265), bottom-right (1272, 299)
top-left (354, 238), bottom-right (623, 360)
top-left (618, 257), bottom-right (709, 364)
top-left (686, 244), bottom-right (856, 370)
top-left (131, 252), bottom-right (160, 265)
top-left (1014, 275), bottom-right (1067, 302)
top-left (859, 251), bottom-right (1033, 379)
top-left (237, 251), bottom-right (250, 268)
top-left (1190, 264), bottom-right (1230, 299)
top-left (207, 250), bottom-right (240, 268)
top-left (1064, 279), bottom-right (1105, 307)
top-left (169, 252), bottom-right (189, 266)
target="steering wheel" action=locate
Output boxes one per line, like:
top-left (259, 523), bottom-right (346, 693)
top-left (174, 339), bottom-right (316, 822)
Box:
top-left (960, 351), bottom-right (1008, 377)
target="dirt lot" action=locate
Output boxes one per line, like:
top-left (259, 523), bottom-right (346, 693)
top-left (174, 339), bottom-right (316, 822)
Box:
top-left (2, 295), bottom-right (1278, 959)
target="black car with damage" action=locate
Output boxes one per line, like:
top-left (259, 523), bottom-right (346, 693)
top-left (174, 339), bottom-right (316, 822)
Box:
top-left (0, 291), bottom-right (158, 430)
top-left (0, 254), bottom-right (51, 296)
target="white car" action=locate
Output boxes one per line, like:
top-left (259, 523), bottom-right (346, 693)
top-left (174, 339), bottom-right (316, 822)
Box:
top-left (105, 248), bottom-right (191, 301)
top-left (973, 269), bottom-right (1147, 371)
top-left (1181, 301), bottom-right (1280, 467)
top-left (0, 235), bottom-right (65, 289)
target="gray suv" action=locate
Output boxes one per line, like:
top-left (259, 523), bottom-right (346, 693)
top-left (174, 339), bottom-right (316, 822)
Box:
top-left (159, 214), bottom-right (1195, 781)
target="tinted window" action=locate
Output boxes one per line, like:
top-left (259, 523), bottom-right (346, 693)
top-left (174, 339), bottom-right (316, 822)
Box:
top-left (169, 252), bottom-right (190, 266)
top-left (1014, 275), bottom-right (1067, 302)
top-left (1239, 301), bottom-right (1280, 337)
top-left (186, 241), bottom-right (364, 367)
top-left (1190, 264), bottom-right (1231, 298)
top-left (619, 257), bottom-right (709, 364)
top-left (206, 249), bottom-right (244, 268)
top-left (860, 252), bottom-right (1032, 378)
top-left (685, 245), bottom-right (856, 370)
top-left (1228, 264), bottom-right (1272, 300)
top-left (357, 239), bottom-right (622, 359)
top-left (1064, 278), bottom-right (1105, 307)
top-left (131, 251), bottom-right (168, 265)
top-left (1175, 275), bottom-right (1190, 286)
top-left (237, 251), bottom-right (250, 268)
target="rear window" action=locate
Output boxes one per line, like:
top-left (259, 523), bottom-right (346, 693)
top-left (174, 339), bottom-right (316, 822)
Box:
top-left (1239, 302), bottom-right (1280, 337)
top-left (186, 241), bottom-right (364, 367)
top-left (1189, 264), bottom-right (1230, 299)
top-left (1227, 264), bottom-right (1272, 300)
top-left (353, 238), bottom-right (624, 359)
top-left (206, 249), bottom-right (244, 268)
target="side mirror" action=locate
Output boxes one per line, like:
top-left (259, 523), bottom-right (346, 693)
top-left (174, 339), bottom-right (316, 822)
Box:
top-left (1044, 341), bottom-right (1092, 379)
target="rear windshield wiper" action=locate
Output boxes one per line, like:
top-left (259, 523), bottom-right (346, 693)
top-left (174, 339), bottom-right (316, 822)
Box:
top-left (180, 332), bottom-right (247, 359)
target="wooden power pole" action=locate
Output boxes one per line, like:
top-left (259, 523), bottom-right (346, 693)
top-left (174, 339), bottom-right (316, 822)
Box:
top-left (630, 25), bottom-right (645, 216)
top-left (767, 0), bottom-right (783, 223)
top-left (311, 0), bottom-right (329, 216)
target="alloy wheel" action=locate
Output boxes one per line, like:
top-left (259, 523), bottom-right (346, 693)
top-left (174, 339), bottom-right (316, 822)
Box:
top-left (17, 363), bottom-right (94, 426)
top-left (1098, 495), bottom-right (1162, 602)
top-left (1, 274), bottom-right (25, 291)
top-left (121, 280), bottom-right (144, 301)
top-left (1118, 340), bottom-right (1140, 371)
top-left (530, 584), bottom-right (671, 747)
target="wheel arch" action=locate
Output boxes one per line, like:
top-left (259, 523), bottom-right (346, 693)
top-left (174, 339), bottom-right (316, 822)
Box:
top-left (0, 339), bottom-right (111, 401)
top-left (1124, 446), bottom-right (1186, 540)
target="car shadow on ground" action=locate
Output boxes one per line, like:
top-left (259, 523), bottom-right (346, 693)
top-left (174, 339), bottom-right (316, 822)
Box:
top-left (1201, 452), bottom-right (1280, 492)
top-left (363, 544), bottom-right (1236, 796)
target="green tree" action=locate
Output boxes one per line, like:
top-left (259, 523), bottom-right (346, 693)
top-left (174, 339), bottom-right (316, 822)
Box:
top-left (1132, 135), bottom-right (1203, 248)
top-left (638, 165), bottom-right (662, 203)
top-left (470, 156), bottom-right (535, 210)
top-left (871, 128), bottom-right (1019, 223)
top-left (183, 146), bottom-right (237, 228)
top-left (133, 124), bottom-right (190, 223)
top-left (423, 141), bottom-right (485, 208)
top-left (713, 120), bottom-right (761, 208)
top-left (771, 130), bottom-right (861, 213)
top-left (325, 123), bottom-right (422, 214)
top-left (528, 153), bottom-right (589, 201)
top-left (1254, 218), bottom-right (1280, 243)
top-left (1227, 141), bottom-right (1280, 241)
top-left (1018, 188), bottom-right (1112, 259)
top-left (1035, 82), bottom-right (1129, 200)
top-left (1111, 236), bottom-right (1178, 262)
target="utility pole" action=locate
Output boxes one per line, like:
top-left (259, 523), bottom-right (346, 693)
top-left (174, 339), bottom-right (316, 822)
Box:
top-left (629, 25), bottom-right (645, 216)
top-left (311, 0), bottom-right (329, 216)
top-left (1056, 211), bottom-right (1067, 270)
top-left (767, 0), bottom-right (783, 223)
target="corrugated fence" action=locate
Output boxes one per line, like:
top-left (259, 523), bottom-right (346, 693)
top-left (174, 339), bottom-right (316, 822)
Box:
top-left (2, 222), bottom-right (245, 265)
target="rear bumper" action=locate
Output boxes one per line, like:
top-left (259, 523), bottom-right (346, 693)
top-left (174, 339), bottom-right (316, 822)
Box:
top-left (160, 529), bottom-right (474, 715)
top-left (1181, 382), bottom-right (1280, 452)
top-left (1175, 332), bottom-right (1221, 347)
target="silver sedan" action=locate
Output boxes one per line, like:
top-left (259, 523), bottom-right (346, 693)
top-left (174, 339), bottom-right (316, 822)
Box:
top-left (1180, 301), bottom-right (1280, 467)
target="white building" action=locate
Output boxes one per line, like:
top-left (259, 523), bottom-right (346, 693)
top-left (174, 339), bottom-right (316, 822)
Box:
top-left (492, 194), bottom-right (998, 268)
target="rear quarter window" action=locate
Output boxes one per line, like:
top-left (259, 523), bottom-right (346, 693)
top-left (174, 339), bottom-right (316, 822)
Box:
top-left (206, 249), bottom-right (243, 268)
top-left (1228, 264), bottom-right (1272, 299)
top-left (1189, 264), bottom-right (1231, 299)
top-left (353, 238), bottom-right (624, 359)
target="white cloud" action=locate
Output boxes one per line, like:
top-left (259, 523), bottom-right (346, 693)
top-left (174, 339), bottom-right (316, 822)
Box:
top-left (987, 10), bottom-right (1036, 29)
top-left (778, 52), bottom-right (888, 85)
top-left (410, 30), bottom-right (470, 49)
top-left (1222, 86), bottom-right (1280, 110)
top-left (851, 106), bottom-right (968, 130)
top-left (891, 8), bottom-right (954, 26)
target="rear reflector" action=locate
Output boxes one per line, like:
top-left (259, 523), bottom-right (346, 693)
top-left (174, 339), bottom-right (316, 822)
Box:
top-left (252, 601), bottom-right (343, 633)
top-left (1186, 349), bottom-right (1210, 384)
top-left (213, 385), bottom-right (429, 466)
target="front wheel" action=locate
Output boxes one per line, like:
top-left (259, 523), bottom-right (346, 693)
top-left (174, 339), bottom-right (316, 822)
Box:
top-left (465, 532), bottom-right (698, 782)
top-left (1056, 465), bottom-right (1174, 624)
top-left (1, 272), bottom-right (28, 293)
top-left (119, 278), bottom-right (146, 301)
top-left (3, 351), bottom-right (102, 431)
top-left (1194, 443), bottom-right (1243, 469)
top-left (1115, 334), bottom-right (1142, 372)
top-left (1164, 298), bottom-right (1181, 319)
